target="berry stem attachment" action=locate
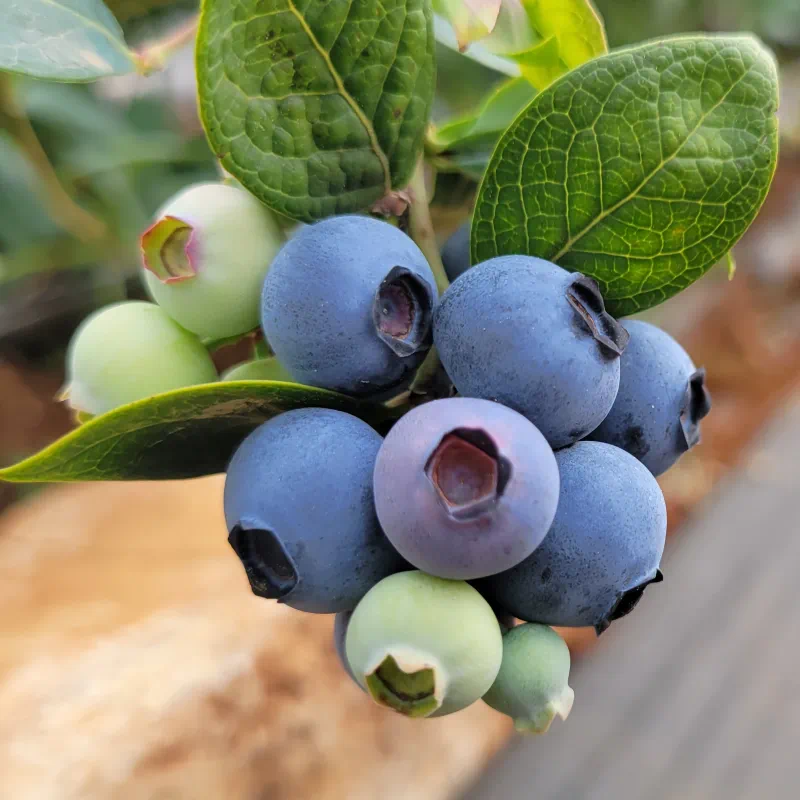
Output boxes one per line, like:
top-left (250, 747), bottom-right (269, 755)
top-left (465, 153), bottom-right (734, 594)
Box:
top-left (134, 14), bottom-right (200, 75)
top-left (253, 336), bottom-right (274, 360)
top-left (408, 159), bottom-right (449, 295)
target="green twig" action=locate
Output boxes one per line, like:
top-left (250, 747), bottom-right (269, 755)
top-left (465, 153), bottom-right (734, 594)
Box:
top-left (133, 14), bottom-right (199, 75)
top-left (407, 159), bottom-right (449, 295)
top-left (0, 76), bottom-right (106, 242)
top-left (253, 336), bottom-right (273, 360)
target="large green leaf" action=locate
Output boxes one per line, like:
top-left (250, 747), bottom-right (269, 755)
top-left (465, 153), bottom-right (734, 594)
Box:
top-left (0, 0), bottom-right (138, 82)
top-left (472, 34), bottom-right (779, 317)
top-left (196, 0), bottom-right (435, 222)
top-left (0, 382), bottom-right (386, 483)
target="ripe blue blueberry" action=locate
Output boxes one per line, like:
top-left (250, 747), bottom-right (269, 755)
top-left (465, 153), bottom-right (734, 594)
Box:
top-left (224, 408), bottom-right (406, 613)
top-left (477, 441), bottom-right (667, 633)
top-left (588, 320), bottom-right (711, 476)
top-left (373, 397), bottom-right (560, 580)
top-left (62, 301), bottom-right (217, 415)
top-left (433, 256), bottom-right (629, 448)
top-left (441, 221), bottom-right (471, 282)
top-left (141, 182), bottom-right (283, 340)
top-left (261, 216), bottom-right (438, 396)
top-left (482, 623), bottom-right (574, 734)
top-left (345, 571), bottom-right (503, 717)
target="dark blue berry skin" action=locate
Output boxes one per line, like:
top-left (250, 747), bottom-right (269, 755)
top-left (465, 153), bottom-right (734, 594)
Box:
top-left (587, 320), bottom-right (711, 476)
top-left (441, 221), bottom-right (471, 282)
top-left (373, 397), bottom-right (560, 580)
top-left (433, 256), bottom-right (629, 449)
top-left (261, 216), bottom-right (438, 397)
top-left (477, 441), bottom-right (667, 633)
top-left (224, 408), bottom-right (406, 614)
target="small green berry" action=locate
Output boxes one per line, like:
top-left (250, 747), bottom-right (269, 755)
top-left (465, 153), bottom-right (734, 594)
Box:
top-left (482, 623), bottom-right (574, 734)
top-left (345, 571), bottom-right (503, 718)
top-left (63, 301), bottom-right (217, 415)
top-left (221, 357), bottom-right (293, 382)
top-left (141, 182), bottom-right (283, 340)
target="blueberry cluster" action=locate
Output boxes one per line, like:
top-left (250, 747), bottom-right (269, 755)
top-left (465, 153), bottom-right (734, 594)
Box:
top-left (221, 213), bottom-right (711, 728)
top-left (60, 182), bottom-right (710, 728)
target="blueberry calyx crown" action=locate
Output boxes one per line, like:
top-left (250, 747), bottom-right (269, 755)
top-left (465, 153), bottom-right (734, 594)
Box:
top-left (365, 654), bottom-right (439, 718)
top-left (140, 215), bottom-right (197, 283)
top-left (566, 275), bottom-right (630, 357)
top-left (595, 568), bottom-right (664, 635)
top-left (228, 523), bottom-right (298, 600)
top-left (424, 427), bottom-right (511, 520)
top-left (680, 368), bottom-right (712, 450)
top-left (373, 266), bottom-right (434, 357)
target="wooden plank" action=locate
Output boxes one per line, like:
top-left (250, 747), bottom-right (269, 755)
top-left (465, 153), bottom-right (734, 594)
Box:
top-left (466, 397), bottom-right (800, 800)
top-left (0, 477), bottom-right (511, 800)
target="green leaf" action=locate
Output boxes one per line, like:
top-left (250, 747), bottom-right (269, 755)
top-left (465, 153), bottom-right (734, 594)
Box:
top-left (105, 0), bottom-right (193, 23)
top-left (433, 14), bottom-right (520, 78)
top-left (0, 381), bottom-right (385, 483)
top-left (428, 76), bottom-right (535, 180)
top-left (196, 0), bottom-right (435, 223)
top-left (509, 0), bottom-right (607, 88)
top-left (429, 76), bottom-right (535, 151)
top-left (0, 0), bottom-right (138, 82)
top-left (472, 34), bottom-right (779, 317)
top-left (432, 0), bottom-right (501, 50)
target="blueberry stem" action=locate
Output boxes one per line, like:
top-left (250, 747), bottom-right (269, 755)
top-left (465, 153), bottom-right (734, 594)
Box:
top-left (252, 335), bottom-right (274, 360)
top-left (408, 159), bottom-right (450, 295)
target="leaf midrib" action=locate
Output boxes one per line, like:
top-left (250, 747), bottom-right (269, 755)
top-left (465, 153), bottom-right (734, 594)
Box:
top-left (285, 0), bottom-right (392, 194)
top-left (551, 62), bottom-right (753, 263)
top-left (35, 0), bottom-right (134, 65)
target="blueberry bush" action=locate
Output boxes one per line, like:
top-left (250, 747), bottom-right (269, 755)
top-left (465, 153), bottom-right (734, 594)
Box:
top-left (0, 0), bottom-right (780, 727)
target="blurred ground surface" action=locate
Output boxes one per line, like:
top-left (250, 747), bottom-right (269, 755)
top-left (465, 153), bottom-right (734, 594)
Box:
top-left (0, 477), bottom-right (511, 799)
top-left (467, 393), bottom-right (800, 799)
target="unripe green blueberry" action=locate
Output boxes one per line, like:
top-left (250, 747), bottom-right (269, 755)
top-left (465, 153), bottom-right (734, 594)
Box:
top-left (141, 182), bottom-right (283, 340)
top-left (482, 624), bottom-right (574, 734)
top-left (63, 301), bottom-right (217, 415)
top-left (221, 357), bottom-right (293, 382)
top-left (345, 571), bottom-right (503, 718)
